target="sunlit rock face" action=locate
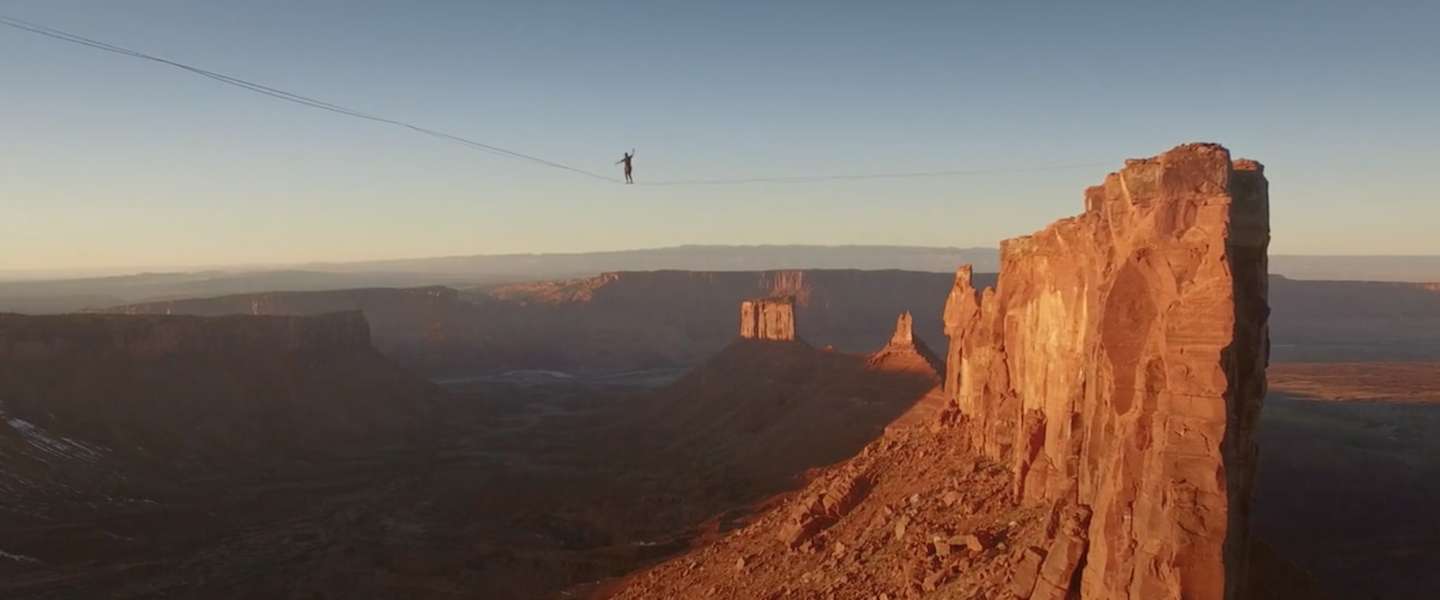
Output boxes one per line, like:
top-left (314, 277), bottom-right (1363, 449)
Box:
top-left (866, 311), bottom-right (944, 375)
top-left (740, 296), bottom-right (797, 341)
top-left (943, 143), bottom-right (1270, 599)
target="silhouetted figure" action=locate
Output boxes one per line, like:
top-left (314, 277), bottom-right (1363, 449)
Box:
top-left (616, 149), bottom-right (635, 184)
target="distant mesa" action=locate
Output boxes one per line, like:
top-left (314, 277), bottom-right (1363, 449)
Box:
top-left (0, 310), bottom-right (372, 359)
top-left (101, 270), bottom-right (962, 375)
top-left (0, 311), bottom-right (437, 464)
top-left (739, 296), bottom-right (797, 342)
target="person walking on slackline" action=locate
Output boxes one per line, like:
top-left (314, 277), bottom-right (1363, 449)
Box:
top-left (616, 149), bottom-right (635, 184)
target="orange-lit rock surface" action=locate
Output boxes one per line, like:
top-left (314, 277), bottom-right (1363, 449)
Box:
top-left (605, 143), bottom-right (1272, 600)
top-left (868, 312), bottom-right (944, 375)
top-left (941, 142), bottom-right (1269, 599)
top-left (740, 296), bottom-right (798, 341)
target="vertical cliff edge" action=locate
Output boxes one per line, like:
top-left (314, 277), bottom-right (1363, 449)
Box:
top-left (942, 142), bottom-right (1269, 599)
top-left (740, 296), bottom-right (799, 341)
top-left (602, 143), bottom-right (1273, 600)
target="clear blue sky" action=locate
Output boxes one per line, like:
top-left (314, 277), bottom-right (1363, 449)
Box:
top-left (2, 0), bottom-right (1437, 271)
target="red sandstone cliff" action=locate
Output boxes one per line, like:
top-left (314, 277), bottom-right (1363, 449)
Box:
top-left (605, 144), bottom-right (1272, 600)
top-left (942, 143), bottom-right (1268, 599)
top-left (740, 296), bottom-right (798, 341)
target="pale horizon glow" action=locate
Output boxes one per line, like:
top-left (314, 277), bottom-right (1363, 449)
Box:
top-left (3, 1), bottom-right (1438, 271)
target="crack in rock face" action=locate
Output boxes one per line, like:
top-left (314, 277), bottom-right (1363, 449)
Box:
top-left (740, 296), bottom-right (798, 341)
top-left (608, 143), bottom-right (1271, 600)
top-left (942, 143), bottom-right (1269, 600)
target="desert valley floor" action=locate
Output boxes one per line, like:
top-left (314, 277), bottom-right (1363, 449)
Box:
top-left (4, 357), bottom-right (1438, 599)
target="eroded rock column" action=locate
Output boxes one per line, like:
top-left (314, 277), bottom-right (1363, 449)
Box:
top-left (740, 296), bottom-right (798, 341)
top-left (943, 143), bottom-right (1270, 600)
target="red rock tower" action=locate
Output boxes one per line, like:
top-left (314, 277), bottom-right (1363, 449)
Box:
top-left (889, 311), bottom-right (915, 345)
top-left (602, 144), bottom-right (1273, 600)
top-left (943, 143), bottom-right (1269, 600)
top-left (739, 296), bottom-right (797, 341)
top-left (867, 311), bottom-right (944, 374)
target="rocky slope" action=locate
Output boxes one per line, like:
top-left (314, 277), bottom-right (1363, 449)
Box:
top-left (606, 143), bottom-right (1273, 599)
top-left (628, 300), bottom-right (944, 499)
top-left (941, 143), bottom-right (1269, 599)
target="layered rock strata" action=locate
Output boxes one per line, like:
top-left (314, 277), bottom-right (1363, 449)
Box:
top-left (740, 296), bottom-right (798, 341)
top-left (0, 311), bottom-right (434, 462)
top-left (867, 312), bottom-right (945, 374)
top-left (942, 143), bottom-right (1270, 599)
